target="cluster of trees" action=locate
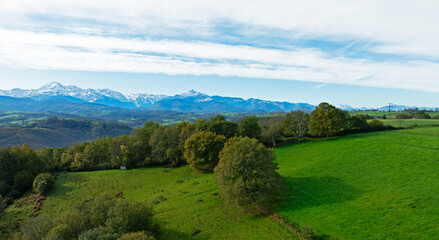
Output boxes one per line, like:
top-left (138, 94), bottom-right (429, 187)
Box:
top-left (16, 194), bottom-right (157, 240)
top-left (260, 103), bottom-right (391, 146)
top-left (308, 102), bottom-right (389, 137)
top-left (395, 110), bottom-right (433, 119)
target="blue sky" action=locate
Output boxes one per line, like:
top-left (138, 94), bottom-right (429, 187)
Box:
top-left (1, 0), bottom-right (439, 108)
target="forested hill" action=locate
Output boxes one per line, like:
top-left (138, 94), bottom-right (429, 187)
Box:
top-left (0, 117), bottom-right (132, 148)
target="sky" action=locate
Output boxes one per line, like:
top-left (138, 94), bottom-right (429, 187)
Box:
top-left (0, 0), bottom-right (439, 108)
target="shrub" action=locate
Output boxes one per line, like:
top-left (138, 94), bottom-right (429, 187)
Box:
top-left (33, 173), bottom-right (55, 195)
top-left (106, 200), bottom-right (157, 235)
top-left (47, 210), bottom-right (89, 239)
top-left (184, 131), bottom-right (227, 173)
top-left (78, 228), bottom-right (120, 240)
top-left (118, 232), bottom-right (155, 240)
top-left (17, 216), bottom-right (53, 240)
top-left (369, 119), bottom-right (384, 129)
top-left (395, 114), bottom-right (411, 119)
top-left (214, 137), bottom-right (284, 212)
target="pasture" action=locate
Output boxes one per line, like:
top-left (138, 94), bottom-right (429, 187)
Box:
top-left (275, 126), bottom-right (439, 239)
top-left (1, 167), bottom-right (296, 239)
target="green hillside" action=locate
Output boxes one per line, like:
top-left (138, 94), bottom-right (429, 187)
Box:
top-left (275, 127), bottom-right (439, 239)
top-left (1, 167), bottom-right (296, 239)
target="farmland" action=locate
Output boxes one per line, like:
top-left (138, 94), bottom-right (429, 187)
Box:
top-left (275, 126), bottom-right (439, 239)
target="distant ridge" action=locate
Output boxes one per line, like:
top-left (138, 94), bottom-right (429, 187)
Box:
top-left (0, 82), bottom-right (435, 112)
top-left (0, 82), bottom-right (314, 113)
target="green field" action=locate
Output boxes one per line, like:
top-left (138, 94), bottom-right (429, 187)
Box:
top-left (380, 119), bottom-right (439, 128)
top-left (351, 111), bottom-right (439, 118)
top-left (1, 167), bottom-right (295, 239)
top-left (275, 127), bottom-right (439, 239)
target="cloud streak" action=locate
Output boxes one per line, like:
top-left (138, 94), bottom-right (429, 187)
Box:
top-left (2, 28), bottom-right (439, 93)
top-left (1, 0), bottom-right (439, 93)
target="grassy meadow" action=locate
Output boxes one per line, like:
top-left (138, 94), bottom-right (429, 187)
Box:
top-left (1, 167), bottom-right (296, 239)
top-left (275, 127), bottom-right (439, 239)
top-left (380, 119), bottom-right (439, 128)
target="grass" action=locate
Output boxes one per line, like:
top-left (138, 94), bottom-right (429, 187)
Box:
top-left (351, 111), bottom-right (439, 118)
top-left (1, 166), bottom-right (296, 239)
top-left (380, 119), bottom-right (439, 128)
top-left (275, 127), bottom-right (439, 239)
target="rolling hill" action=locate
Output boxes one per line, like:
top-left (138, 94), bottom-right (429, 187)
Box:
top-left (0, 117), bottom-right (132, 148)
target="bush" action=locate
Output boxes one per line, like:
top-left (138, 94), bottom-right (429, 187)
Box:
top-left (369, 119), bottom-right (384, 129)
top-left (17, 216), bottom-right (53, 240)
top-left (47, 210), bottom-right (89, 239)
top-left (214, 137), bottom-right (284, 212)
top-left (106, 200), bottom-right (157, 235)
top-left (184, 131), bottom-right (227, 173)
top-left (118, 232), bottom-right (155, 240)
top-left (395, 114), bottom-right (411, 119)
top-left (79, 228), bottom-right (120, 240)
top-left (33, 173), bottom-right (55, 195)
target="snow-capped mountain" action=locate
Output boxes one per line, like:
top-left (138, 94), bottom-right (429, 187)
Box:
top-left (0, 82), bottom-right (315, 113)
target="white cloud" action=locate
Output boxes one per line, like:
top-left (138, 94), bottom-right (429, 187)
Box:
top-left (1, 28), bottom-right (439, 93)
top-left (2, 0), bottom-right (439, 57)
top-left (1, 0), bottom-right (439, 93)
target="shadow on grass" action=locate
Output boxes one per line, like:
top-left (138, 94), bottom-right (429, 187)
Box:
top-left (46, 184), bottom-right (74, 199)
top-left (277, 176), bottom-right (361, 212)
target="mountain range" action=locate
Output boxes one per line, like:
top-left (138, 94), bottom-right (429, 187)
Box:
top-left (0, 82), bottom-right (435, 114)
top-left (0, 82), bottom-right (314, 113)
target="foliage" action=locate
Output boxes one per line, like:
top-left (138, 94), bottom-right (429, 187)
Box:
top-left (412, 111), bottom-right (431, 119)
top-left (214, 137), bottom-right (284, 212)
top-left (118, 232), bottom-right (155, 240)
top-left (259, 117), bottom-right (284, 147)
top-left (14, 194), bottom-right (157, 240)
top-left (282, 110), bottom-right (309, 141)
top-left (106, 200), bottom-right (157, 235)
top-left (12, 171), bottom-right (35, 195)
top-left (347, 114), bottom-right (369, 130)
top-left (369, 119), bottom-right (384, 129)
top-left (33, 173), bottom-right (54, 195)
top-left (16, 216), bottom-right (53, 240)
top-left (184, 131), bottom-right (227, 173)
top-left (204, 114), bottom-right (238, 138)
top-left (149, 122), bottom-right (195, 166)
top-left (309, 102), bottom-right (348, 137)
top-left (238, 116), bottom-right (261, 139)
top-left (78, 228), bottom-right (120, 240)
top-left (395, 113), bottom-right (411, 119)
